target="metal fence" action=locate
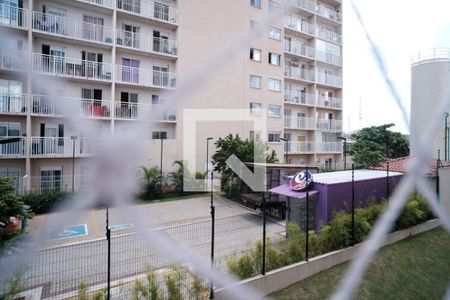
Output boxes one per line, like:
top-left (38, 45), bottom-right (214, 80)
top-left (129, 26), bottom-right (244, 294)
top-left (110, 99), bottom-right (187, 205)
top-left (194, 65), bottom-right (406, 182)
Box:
top-left (0, 196), bottom-right (285, 299)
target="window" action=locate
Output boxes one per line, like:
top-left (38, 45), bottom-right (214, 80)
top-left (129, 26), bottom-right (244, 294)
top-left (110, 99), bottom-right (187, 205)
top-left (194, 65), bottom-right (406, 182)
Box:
top-left (268, 52), bottom-right (281, 65)
top-left (40, 166), bottom-right (63, 193)
top-left (249, 130), bottom-right (261, 141)
top-left (268, 79), bottom-right (281, 91)
top-left (249, 102), bottom-right (262, 115)
top-left (250, 48), bottom-right (261, 61)
top-left (268, 105), bottom-right (281, 117)
top-left (0, 122), bottom-right (20, 137)
top-left (152, 131), bottom-right (168, 139)
top-left (152, 94), bottom-right (160, 105)
top-left (250, 0), bottom-right (261, 8)
top-left (268, 132), bottom-right (281, 143)
top-left (269, 28), bottom-right (281, 40)
top-left (268, 1), bottom-right (280, 11)
top-left (250, 75), bottom-right (262, 88)
top-left (250, 20), bottom-right (261, 36)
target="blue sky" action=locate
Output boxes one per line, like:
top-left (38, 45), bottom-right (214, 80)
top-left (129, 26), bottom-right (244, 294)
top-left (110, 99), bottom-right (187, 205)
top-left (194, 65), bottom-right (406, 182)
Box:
top-left (343, 0), bottom-right (450, 134)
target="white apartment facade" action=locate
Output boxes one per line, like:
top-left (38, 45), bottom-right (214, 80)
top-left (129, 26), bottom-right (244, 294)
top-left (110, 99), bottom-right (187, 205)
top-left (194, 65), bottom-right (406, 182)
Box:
top-left (0, 0), bottom-right (343, 193)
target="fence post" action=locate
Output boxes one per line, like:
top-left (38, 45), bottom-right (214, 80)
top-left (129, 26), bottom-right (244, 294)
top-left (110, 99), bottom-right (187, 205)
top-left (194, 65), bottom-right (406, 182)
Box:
top-left (386, 159), bottom-right (389, 201)
top-left (262, 192), bottom-right (267, 275)
top-left (351, 163), bottom-right (355, 246)
top-left (436, 149), bottom-right (440, 197)
top-left (305, 165), bottom-right (309, 262)
top-left (106, 204), bottom-right (111, 300)
top-left (209, 172), bottom-right (215, 299)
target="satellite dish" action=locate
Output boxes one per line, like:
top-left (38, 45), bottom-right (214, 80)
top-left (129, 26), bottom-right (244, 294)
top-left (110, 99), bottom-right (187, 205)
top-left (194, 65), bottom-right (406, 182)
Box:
top-left (290, 171), bottom-right (313, 191)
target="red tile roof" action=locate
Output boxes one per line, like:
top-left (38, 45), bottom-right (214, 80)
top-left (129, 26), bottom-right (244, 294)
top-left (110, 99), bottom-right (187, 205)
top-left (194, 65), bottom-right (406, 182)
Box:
top-left (372, 156), bottom-right (450, 176)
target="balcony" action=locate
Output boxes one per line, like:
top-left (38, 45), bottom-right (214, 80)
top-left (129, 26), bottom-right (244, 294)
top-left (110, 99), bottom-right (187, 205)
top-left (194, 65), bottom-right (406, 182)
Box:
top-left (31, 137), bottom-right (93, 157)
top-left (317, 96), bottom-right (342, 109)
top-left (316, 27), bottom-right (342, 44)
top-left (0, 137), bottom-right (26, 157)
top-left (284, 92), bottom-right (316, 106)
top-left (316, 50), bottom-right (342, 66)
top-left (31, 94), bottom-right (113, 119)
top-left (116, 29), bottom-right (177, 57)
top-left (116, 0), bottom-right (178, 25)
top-left (76, 0), bottom-right (114, 9)
top-left (286, 141), bottom-right (342, 154)
top-left (284, 17), bottom-right (315, 37)
top-left (287, 0), bottom-right (315, 13)
top-left (32, 12), bottom-right (114, 46)
top-left (285, 43), bottom-right (315, 60)
top-left (0, 92), bottom-right (27, 114)
top-left (33, 53), bottom-right (113, 82)
top-left (0, 50), bottom-right (27, 72)
top-left (115, 65), bottom-right (176, 89)
top-left (114, 102), bottom-right (176, 121)
top-left (284, 116), bottom-right (316, 130)
top-left (0, 4), bottom-right (28, 29)
top-left (285, 66), bottom-right (315, 83)
top-left (316, 72), bottom-right (342, 88)
top-left (316, 118), bottom-right (342, 131)
top-left (316, 5), bottom-right (342, 23)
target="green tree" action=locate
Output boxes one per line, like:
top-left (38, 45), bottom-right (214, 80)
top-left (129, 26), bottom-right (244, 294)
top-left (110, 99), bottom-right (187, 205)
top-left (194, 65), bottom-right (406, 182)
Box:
top-left (141, 166), bottom-right (163, 199)
top-left (349, 124), bottom-right (409, 168)
top-left (211, 134), bottom-right (278, 194)
top-left (168, 160), bottom-right (203, 193)
top-left (0, 177), bottom-right (28, 228)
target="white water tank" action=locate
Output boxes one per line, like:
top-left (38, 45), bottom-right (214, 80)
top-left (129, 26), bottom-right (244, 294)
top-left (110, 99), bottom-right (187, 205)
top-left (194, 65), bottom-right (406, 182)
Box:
top-left (411, 48), bottom-right (450, 160)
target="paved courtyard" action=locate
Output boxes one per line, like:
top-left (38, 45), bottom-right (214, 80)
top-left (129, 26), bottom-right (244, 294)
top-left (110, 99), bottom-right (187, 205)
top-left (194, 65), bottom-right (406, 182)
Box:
top-left (4, 196), bottom-right (285, 298)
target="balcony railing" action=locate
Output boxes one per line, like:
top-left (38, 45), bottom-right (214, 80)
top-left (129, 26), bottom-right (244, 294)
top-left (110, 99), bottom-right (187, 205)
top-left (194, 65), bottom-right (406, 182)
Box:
top-left (287, 0), bottom-right (315, 12)
top-left (114, 102), bottom-right (176, 121)
top-left (284, 17), bottom-right (315, 36)
top-left (284, 92), bottom-right (316, 106)
top-left (285, 66), bottom-right (315, 82)
top-left (33, 53), bottom-right (113, 81)
top-left (31, 94), bottom-right (112, 119)
top-left (32, 12), bottom-right (113, 45)
top-left (317, 96), bottom-right (343, 109)
top-left (286, 141), bottom-right (342, 154)
top-left (117, 0), bottom-right (178, 25)
top-left (285, 43), bottom-right (315, 59)
top-left (0, 4), bottom-right (28, 29)
top-left (115, 65), bottom-right (177, 88)
top-left (0, 92), bottom-right (27, 114)
top-left (316, 118), bottom-right (342, 131)
top-left (0, 137), bottom-right (26, 157)
top-left (116, 29), bottom-right (177, 56)
top-left (0, 50), bottom-right (27, 72)
top-left (31, 137), bottom-right (93, 156)
top-left (316, 72), bottom-right (342, 88)
top-left (284, 116), bottom-right (316, 130)
top-left (316, 27), bottom-right (342, 44)
top-left (316, 50), bottom-right (342, 66)
top-left (76, 0), bottom-right (114, 9)
top-left (316, 6), bottom-right (342, 23)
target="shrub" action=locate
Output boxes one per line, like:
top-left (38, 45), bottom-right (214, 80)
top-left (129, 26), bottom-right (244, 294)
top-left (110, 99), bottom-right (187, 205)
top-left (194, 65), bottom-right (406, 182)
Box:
top-left (165, 266), bottom-right (185, 300)
top-left (308, 231), bottom-right (322, 258)
top-left (141, 166), bottom-right (163, 199)
top-left (227, 252), bottom-right (255, 279)
top-left (21, 190), bottom-right (69, 214)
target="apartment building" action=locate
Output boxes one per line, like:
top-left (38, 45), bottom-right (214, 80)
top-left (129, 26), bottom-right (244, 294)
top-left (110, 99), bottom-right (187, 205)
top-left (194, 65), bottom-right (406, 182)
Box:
top-left (0, 0), bottom-right (343, 193)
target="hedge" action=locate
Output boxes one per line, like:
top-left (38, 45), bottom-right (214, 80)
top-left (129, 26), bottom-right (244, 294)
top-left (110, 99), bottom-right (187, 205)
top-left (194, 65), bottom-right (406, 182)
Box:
top-left (227, 193), bottom-right (432, 279)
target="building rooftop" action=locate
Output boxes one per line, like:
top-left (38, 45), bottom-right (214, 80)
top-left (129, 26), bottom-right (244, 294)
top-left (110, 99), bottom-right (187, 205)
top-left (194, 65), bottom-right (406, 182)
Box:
top-left (371, 156), bottom-right (450, 177)
top-left (286, 169), bottom-right (403, 185)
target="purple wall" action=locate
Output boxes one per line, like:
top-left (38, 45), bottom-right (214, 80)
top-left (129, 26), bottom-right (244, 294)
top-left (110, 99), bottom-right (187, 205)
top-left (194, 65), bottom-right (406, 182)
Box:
top-left (313, 174), bottom-right (403, 232)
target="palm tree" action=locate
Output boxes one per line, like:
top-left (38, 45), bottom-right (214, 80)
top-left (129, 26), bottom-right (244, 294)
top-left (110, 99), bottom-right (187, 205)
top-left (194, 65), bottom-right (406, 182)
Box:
top-left (140, 166), bottom-right (162, 199)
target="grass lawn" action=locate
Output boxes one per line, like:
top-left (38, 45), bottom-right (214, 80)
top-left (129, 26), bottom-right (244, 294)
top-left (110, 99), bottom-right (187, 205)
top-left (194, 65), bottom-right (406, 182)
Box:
top-left (271, 227), bottom-right (450, 300)
top-left (137, 192), bottom-right (208, 204)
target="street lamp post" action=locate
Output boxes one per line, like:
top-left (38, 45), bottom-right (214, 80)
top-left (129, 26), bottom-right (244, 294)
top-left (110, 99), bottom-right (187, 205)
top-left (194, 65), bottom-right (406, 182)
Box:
top-left (160, 135), bottom-right (166, 193)
top-left (71, 136), bottom-right (77, 193)
top-left (206, 137), bottom-right (215, 300)
top-left (337, 136), bottom-right (347, 170)
top-left (445, 113), bottom-right (449, 161)
top-left (279, 137), bottom-right (288, 164)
